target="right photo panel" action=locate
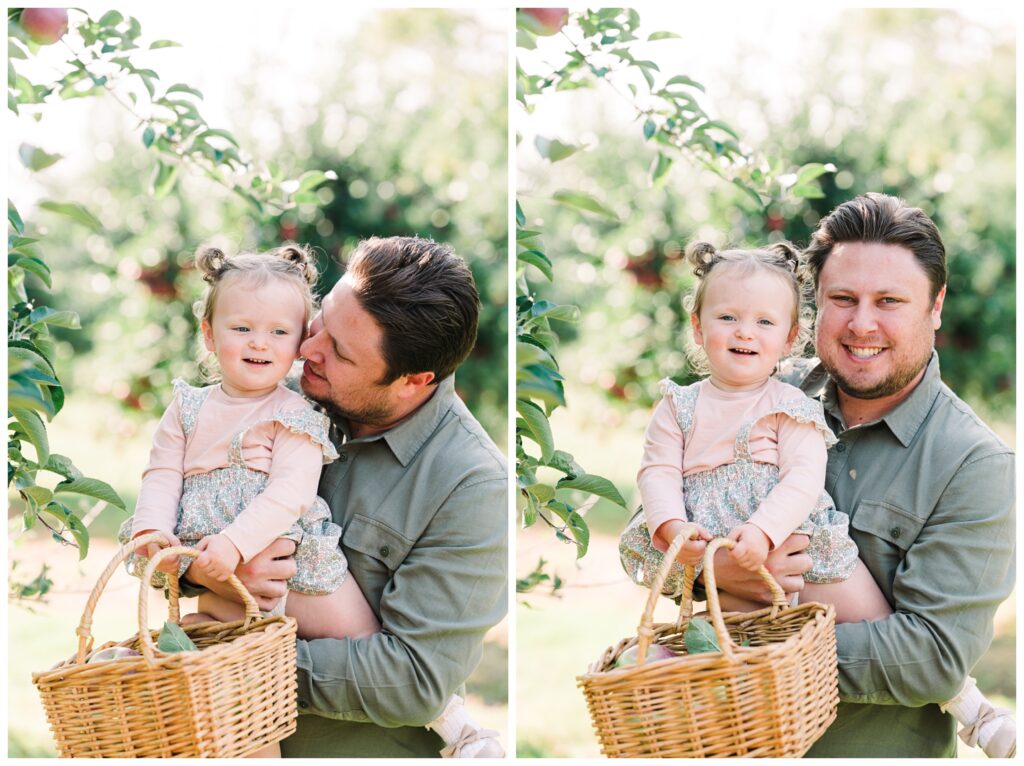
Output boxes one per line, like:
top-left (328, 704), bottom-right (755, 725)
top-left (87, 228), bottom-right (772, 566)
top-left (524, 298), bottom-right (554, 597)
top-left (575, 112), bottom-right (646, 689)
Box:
top-left (515, 7), bottom-right (1015, 759)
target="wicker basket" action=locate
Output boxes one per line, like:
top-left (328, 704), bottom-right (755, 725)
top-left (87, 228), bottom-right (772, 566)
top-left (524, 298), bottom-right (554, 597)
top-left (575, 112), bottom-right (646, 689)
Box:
top-left (578, 530), bottom-right (838, 758)
top-left (32, 533), bottom-right (298, 758)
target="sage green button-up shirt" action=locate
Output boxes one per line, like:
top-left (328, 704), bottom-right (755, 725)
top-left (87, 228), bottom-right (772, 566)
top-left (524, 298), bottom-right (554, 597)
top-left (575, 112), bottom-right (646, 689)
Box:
top-left (778, 353), bottom-right (1014, 758)
top-left (278, 376), bottom-right (508, 758)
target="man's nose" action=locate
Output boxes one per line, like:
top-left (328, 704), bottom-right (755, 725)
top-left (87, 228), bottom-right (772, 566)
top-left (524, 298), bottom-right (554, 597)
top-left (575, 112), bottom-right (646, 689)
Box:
top-left (299, 330), bottom-right (319, 360)
top-left (847, 304), bottom-right (878, 335)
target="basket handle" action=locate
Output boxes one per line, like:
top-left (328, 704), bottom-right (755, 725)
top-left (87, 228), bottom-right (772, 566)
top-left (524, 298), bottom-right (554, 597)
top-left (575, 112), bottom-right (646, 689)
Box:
top-left (74, 531), bottom-right (171, 664)
top-left (635, 528), bottom-right (789, 665)
top-left (138, 545), bottom-right (262, 665)
top-left (701, 537), bottom-right (789, 661)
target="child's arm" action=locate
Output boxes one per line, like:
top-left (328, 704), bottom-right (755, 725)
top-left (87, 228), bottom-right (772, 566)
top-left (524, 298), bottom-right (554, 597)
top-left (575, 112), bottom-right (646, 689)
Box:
top-left (215, 422), bottom-right (325, 564)
top-left (638, 395), bottom-right (711, 566)
top-left (743, 413), bottom-right (829, 559)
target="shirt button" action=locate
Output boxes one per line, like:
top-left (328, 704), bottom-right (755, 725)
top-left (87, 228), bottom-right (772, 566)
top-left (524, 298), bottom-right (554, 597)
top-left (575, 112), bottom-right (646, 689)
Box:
top-left (380, 545), bottom-right (390, 558)
top-left (339, 453), bottom-right (348, 463)
top-left (890, 527), bottom-right (902, 539)
top-left (835, 443), bottom-right (847, 452)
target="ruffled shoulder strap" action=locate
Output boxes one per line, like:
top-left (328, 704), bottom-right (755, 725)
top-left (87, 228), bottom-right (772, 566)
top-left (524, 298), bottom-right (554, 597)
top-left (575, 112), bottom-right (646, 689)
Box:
top-left (171, 378), bottom-right (214, 440)
top-left (270, 406), bottom-right (340, 464)
top-left (658, 377), bottom-right (701, 441)
top-left (734, 394), bottom-right (837, 462)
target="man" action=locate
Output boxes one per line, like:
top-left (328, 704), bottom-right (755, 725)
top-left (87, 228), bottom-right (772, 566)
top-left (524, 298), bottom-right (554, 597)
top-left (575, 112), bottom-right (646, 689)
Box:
top-left (184, 236), bottom-right (508, 757)
top-left (707, 193), bottom-right (1014, 757)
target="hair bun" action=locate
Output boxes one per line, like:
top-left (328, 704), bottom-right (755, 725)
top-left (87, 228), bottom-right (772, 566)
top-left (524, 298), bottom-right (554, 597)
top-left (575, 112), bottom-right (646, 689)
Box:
top-left (768, 241), bottom-right (801, 273)
top-left (684, 241), bottom-right (717, 278)
top-left (195, 246), bottom-right (226, 283)
top-left (272, 243), bottom-right (318, 286)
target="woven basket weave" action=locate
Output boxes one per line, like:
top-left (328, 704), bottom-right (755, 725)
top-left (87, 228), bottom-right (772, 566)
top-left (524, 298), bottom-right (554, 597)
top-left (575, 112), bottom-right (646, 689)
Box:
top-left (578, 530), bottom-right (838, 758)
top-left (32, 533), bottom-right (298, 758)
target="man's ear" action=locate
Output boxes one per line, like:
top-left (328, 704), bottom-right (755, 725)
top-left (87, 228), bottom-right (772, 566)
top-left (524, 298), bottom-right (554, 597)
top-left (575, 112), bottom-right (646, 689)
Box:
top-left (397, 371), bottom-right (436, 398)
top-left (201, 320), bottom-right (215, 353)
top-left (931, 285), bottom-right (946, 330)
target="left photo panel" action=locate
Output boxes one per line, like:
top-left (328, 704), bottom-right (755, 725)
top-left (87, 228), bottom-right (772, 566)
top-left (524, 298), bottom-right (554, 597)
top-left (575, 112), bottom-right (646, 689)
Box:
top-left (10, 7), bottom-right (508, 758)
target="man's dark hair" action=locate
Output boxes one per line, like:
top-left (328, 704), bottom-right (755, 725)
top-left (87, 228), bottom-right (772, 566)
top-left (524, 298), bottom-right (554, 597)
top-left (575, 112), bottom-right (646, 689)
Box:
top-left (344, 236), bottom-right (480, 385)
top-left (804, 192), bottom-right (947, 300)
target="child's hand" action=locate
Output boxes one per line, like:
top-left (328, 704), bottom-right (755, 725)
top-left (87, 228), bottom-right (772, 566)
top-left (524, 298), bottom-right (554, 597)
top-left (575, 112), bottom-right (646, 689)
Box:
top-left (654, 520), bottom-right (714, 567)
top-left (194, 534), bottom-right (242, 582)
top-left (133, 529), bottom-right (182, 574)
top-left (726, 524), bottom-right (771, 571)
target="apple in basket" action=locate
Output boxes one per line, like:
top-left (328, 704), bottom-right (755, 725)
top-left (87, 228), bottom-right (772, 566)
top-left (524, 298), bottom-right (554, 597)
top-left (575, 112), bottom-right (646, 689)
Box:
top-left (613, 643), bottom-right (675, 668)
top-left (86, 646), bottom-right (142, 663)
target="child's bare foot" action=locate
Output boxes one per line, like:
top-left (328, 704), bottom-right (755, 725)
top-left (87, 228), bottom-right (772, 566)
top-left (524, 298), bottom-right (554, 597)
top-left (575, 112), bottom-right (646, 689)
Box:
top-left (180, 611), bottom-right (218, 626)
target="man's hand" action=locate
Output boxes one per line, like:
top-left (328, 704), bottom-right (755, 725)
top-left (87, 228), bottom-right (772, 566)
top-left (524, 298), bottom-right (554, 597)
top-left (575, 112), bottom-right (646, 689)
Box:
top-left (184, 537), bottom-right (297, 612)
top-left (653, 519), bottom-right (714, 566)
top-left (726, 523), bottom-right (771, 571)
top-left (194, 534), bottom-right (242, 582)
top-left (133, 528), bottom-right (182, 573)
top-left (709, 533), bottom-right (811, 602)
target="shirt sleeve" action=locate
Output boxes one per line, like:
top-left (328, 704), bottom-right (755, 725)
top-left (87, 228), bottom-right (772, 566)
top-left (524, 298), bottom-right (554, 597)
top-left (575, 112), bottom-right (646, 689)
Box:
top-left (637, 396), bottom-right (688, 550)
top-left (747, 415), bottom-right (828, 548)
top-left (834, 451), bottom-right (1015, 705)
top-left (293, 474), bottom-right (508, 727)
top-left (131, 396), bottom-right (186, 537)
top-left (220, 424), bottom-right (323, 563)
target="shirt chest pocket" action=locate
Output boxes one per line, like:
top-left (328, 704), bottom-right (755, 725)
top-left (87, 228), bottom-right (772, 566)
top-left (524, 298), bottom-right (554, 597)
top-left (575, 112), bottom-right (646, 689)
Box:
top-left (343, 513), bottom-right (414, 579)
top-left (849, 499), bottom-right (926, 566)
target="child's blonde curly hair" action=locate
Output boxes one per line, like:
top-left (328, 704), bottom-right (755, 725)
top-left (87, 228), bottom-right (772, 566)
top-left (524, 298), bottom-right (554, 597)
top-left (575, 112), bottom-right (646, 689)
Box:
top-left (192, 242), bottom-right (320, 380)
top-left (682, 240), bottom-right (814, 375)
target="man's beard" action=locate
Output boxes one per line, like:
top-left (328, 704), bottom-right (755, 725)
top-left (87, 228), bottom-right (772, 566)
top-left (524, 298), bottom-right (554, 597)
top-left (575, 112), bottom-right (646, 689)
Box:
top-left (307, 390), bottom-right (393, 429)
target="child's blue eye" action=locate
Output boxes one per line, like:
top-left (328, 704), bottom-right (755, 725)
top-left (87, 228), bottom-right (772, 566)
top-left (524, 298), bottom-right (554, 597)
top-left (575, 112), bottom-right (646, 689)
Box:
top-left (233, 326), bottom-right (250, 332)
top-left (720, 314), bottom-right (735, 321)
top-left (758, 319), bottom-right (774, 326)
top-left (272, 329), bottom-right (288, 335)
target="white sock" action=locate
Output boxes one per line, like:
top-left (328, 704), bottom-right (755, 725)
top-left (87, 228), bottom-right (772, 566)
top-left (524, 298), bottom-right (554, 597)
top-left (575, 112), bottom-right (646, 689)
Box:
top-left (428, 695), bottom-right (477, 744)
top-left (941, 677), bottom-right (1004, 746)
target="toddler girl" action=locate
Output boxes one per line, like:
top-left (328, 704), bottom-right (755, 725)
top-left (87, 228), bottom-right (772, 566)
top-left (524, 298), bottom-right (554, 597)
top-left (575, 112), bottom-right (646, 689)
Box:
top-left (619, 241), bottom-right (1014, 759)
top-left (118, 244), bottom-right (501, 758)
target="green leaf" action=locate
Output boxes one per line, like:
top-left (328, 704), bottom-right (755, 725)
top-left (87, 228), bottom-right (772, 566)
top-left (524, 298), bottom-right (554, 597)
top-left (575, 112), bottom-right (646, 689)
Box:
top-left (149, 40), bottom-right (182, 50)
top-left (684, 617), bottom-right (721, 654)
top-left (547, 450), bottom-right (583, 479)
top-left (142, 126), bottom-right (155, 147)
top-left (517, 249), bottom-right (553, 281)
top-left (795, 162), bottom-right (836, 187)
top-left (20, 485), bottom-right (53, 509)
top-left (8, 344), bottom-right (55, 376)
top-left (8, 199), bottom-right (24, 234)
top-left (516, 366), bottom-right (566, 410)
top-left (54, 477), bottom-right (127, 510)
top-left (9, 255), bottom-right (51, 288)
top-left (28, 307), bottom-right (80, 329)
top-left (98, 10), bottom-right (124, 26)
top-left (517, 399), bottom-right (555, 462)
top-left (151, 161), bottom-right (178, 198)
top-left (530, 300), bottom-right (581, 323)
top-left (648, 31), bottom-right (682, 41)
top-left (650, 152), bottom-right (673, 185)
top-left (555, 473), bottom-right (626, 507)
top-left (524, 483), bottom-right (556, 504)
top-left (42, 453), bottom-right (83, 480)
top-left (7, 373), bottom-right (55, 417)
top-left (643, 118), bottom-right (656, 140)
top-left (516, 340), bottom-right (556, 369)
top-left (534, 135), bottom-right (580, 162)
top-left (665, 75), bottom-right (706, 93)
top-left (515, 201), bottom-right (526, 228)
top-left (295, 169), bottom-right (338, 192)
top-left (10, 408), bottom-right (50, 467)
top-left (37, 200), bottom-right (103, 232)
top-left (192, 128), bottom-right (239, 147)
top-left (157, 621), bottom-right (199, 653)
top-left (552, 190), bottom-right (617, 220)
top-left (545, 500), bottom-right (590, 558)
top-left (165, 83), bottom-right (203, 100)
top-left (18, 143), bottom-right (63, 172)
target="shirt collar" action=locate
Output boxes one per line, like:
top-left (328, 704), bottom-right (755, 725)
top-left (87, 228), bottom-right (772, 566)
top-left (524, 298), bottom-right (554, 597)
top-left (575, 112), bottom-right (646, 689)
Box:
top-left (336, 375), bottom-right (456, 466)
top-left (822, 351), bottom-right (942, 446)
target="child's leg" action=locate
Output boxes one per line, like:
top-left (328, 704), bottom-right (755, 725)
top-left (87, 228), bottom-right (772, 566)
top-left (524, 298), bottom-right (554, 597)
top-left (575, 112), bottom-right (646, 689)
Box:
top-left (180, 591), bottom-right (248, 626)
top-left (425, 694), bottom-right (504, 758)
top-left (285, 575), bottom-right (380, 641)
top-left (246, 741), bottom-right (281, 758)
top-left (801, 560), bottom-right (893, 623)
top-left (941, 676), bottom-right (1016, 758)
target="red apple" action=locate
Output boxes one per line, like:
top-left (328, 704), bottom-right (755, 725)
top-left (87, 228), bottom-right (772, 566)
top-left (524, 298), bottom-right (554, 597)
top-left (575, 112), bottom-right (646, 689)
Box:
top-left (613, 643), bottom-right (675, 668)
top-left (19, 8), bottom-right (69, 45)
top-left (519, 8), bottom-right (568, 36)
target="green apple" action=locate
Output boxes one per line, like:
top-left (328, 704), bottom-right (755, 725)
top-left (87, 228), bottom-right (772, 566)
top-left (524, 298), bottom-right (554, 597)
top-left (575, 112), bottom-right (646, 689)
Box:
top-left (613, 642), bottom-right (675, 668)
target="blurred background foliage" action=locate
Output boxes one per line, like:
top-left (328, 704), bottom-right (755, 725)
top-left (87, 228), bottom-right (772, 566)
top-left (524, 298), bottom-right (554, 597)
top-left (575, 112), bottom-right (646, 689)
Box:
top-left (519, 7), bottom-right (1014, 422)
top-left (19, 8), bottom-right (508, 444)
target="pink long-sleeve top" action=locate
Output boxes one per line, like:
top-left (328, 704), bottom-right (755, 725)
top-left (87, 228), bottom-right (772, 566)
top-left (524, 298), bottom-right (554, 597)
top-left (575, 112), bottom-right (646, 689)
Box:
top-left (131, 384), bottom-right (326, 563)
top-left (638, 377), bottom-right (827, 551)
